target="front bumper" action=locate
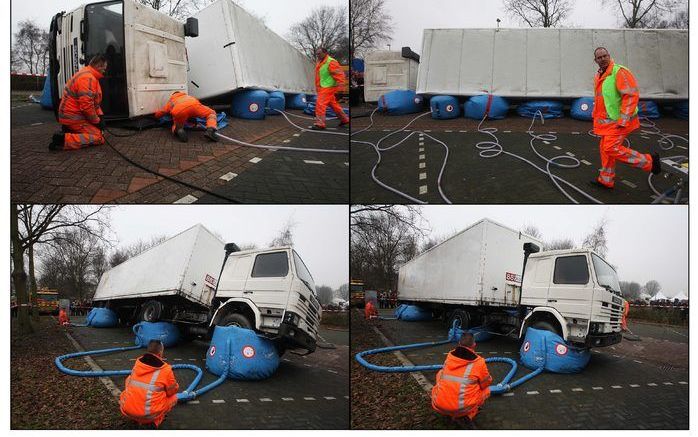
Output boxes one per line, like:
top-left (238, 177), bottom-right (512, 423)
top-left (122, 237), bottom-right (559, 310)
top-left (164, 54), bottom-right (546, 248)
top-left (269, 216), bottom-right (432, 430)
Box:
top-left (585, 331), bottom-right (622, 347)
top-left (278, 321), bottom-right (317, 353)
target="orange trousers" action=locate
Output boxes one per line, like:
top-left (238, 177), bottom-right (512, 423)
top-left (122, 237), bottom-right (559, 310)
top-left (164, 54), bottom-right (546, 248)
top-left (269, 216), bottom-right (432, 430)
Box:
top-left (62, 121), bottom-right (105, 150)
top-left (597, 134), bottom-right (652, 188)
top-left (315, 87), bottom-right (349, 127)
top-left (171, 104), bottom-right (217, 133)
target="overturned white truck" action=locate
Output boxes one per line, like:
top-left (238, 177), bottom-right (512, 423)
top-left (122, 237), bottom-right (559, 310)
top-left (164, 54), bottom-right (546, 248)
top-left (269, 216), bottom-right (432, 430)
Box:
top-left (397, 219), bottom-right (624, 348)
top-left (93, 224), bottom-right (322, 354)
top-left (48, 0), bottom-right (315, 118)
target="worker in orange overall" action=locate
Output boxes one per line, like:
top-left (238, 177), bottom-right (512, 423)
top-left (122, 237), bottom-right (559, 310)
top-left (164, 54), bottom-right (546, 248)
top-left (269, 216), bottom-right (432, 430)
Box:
top-left (120, 340), bottom-right (179, 428)
top-left (50, 55), bottom-right (108, 151)
top-left (364, 300), bottom-right (378, 319)
top-left (621, 300), bottom-right (630, 332)
top-left (154, 91), bottom-right (220, 143)
top-left (58, 307), bottom-right (70, 326)
top-left (432, 333), bottom-right (492, 427)
top-left (590, 47), bottom-right (661, 189)
top-left (312, 47), bottom-right (350, 130)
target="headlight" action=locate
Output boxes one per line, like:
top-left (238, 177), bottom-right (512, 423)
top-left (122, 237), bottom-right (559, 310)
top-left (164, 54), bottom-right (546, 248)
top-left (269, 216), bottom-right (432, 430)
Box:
top-left (283, 311), bottom-right (300, 326)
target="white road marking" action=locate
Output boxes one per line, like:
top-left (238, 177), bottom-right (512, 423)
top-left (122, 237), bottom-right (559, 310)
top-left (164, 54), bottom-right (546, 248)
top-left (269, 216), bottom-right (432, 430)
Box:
top-left (553, 146), bottom-right (562, 150)
top-left (282, 397), bottom-right (294, 401)
top-left (419, 185), bottom-right (427, 195)
top-left (633, 360), bottom-right (643, 364)
top-left (572, 388), bottom-right (583, 392)
top-left (293, 133), bottom-right (300, 137)
top-left (213, 399), bottom-right (226, 404)
top-left (419, 154), bottom-right (425, 160)
top-left (592, 387), bottom-right (604, 390)
top-left (611, 385), bottom-right (622, 389)
top-left (549, 131), bottom-right (557, 134)
top-left (621, 180), bottom-right (637, 189)
top-left (445, 130), bottom-right (453, 133)
top-left (173, 194), bottom-right (198, 204)
top-left (419, 173), bottom-right (427, 180)
top-left (303, 364), bottom-right (312, 367)
top-left (235, 399), bottom-right (249, 403)
top-left (283, 139), bottom-right (290, 143)
top-left (679, 381), bottom-right (688, 385)
top-left (249, 157), bottom-right (262, 163)
top-left (459, 130), bottom-right (467, 133)
top-left (503, 351), bottom-right (512, 354)
top-left (419, 148), bottom-right (425, 152)
top-left (260, 398), bottom-right (273, 402)
top-left (187, 400), bottom-right (200, 404)
top-left (188, 358), bottom-right (197, 361)
top-left (565, 152), bottom-right (575, 157)
top-left (647, 383), bottom-right (658, 387)
top-left (303, 397), bottom-right (316, 401)
top-left (344, 162), bottom-right (349, 166)
top-left (174, 358), bottom-right (182, 361)
top-left (303, 160), bottom-right (324, 165)
top-left (424, 129), bottom-right (431, 132)
top-left (344, 396), bottom-right (349, 399)
top-left (324, 396), bottom-right (336, 400)
top-left (572, 131), bottom-right (580, 135)
top-left (419, 162), bottom-right (426, 169)
top-left (327, 369), bottom-right (338, 374)
top-left (549, 389), bottom-right (562, 393)
top-left (30, 122), bottom-right (44, 126)
top-left (503, 130), bottom-right (511, 133)
top-left (526, 391), bottom-right (539, 395)
top-left (502, 392), bottom-right (514, 397)
top-left (629, 384), bottom-right (640, 388)
top-left (663, 382), bottom-right (674, 386)
top-left (543, 141), bottom-right (550, 145)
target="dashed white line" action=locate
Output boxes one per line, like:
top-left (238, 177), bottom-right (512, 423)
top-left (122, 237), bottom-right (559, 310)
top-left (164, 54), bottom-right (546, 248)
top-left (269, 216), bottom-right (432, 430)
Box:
top-left (303, 160), bottom-right (324, 165)
top-left (592, 387), bottom-right (604, 390)
top-left (31, 122), bottom-right (43, 126)
top-left (324, 396), bottom-right (336, 400)
top-left (526, 391), bottom-right (539, 395)
top-left (419, 154), bottom-right (425, 160)
top-left (565, 152), bottom-right (576, 157)
top-left (611, 385), bottom-right (622, 389)
top-left (187, 400), bottom-right (200, 404)
top-left (647, 383), bottom-right (658, 387)
top-left (553, 145), bottom-right (562, 150)
top-left (213, 399), bottom-right (226, 404)
top-left (235, 399), bottom-right (249, 403)
top-left (174, 194), bottom-right (198, 204)
top-left (282, 139), bottom-right (290, 143)
top-left (260, 398), bottom-right (273, 402)
top-left (303, 397), bottom-right (316, 401)
top-left (629, 384), bottom-right (640, 388)
top-left (293, 133), bottom-right (300, 137)
top-left (419, 185), bottom-right (427, 195)
top-left (550, 389), bottom-right (562, 394)
top-left (572, 131), bottom-right (580, 135)
top-left (219, 172), bottom-right (238, 181)
top-left (503, 130), bottom-right (511, 133)
top-left (419, 148), bottom-right (425, 152)
top-left (249, 157), bottom-right (262, 163)
top-left (424, 129), bottom-right (432, 132)
top-left (174, 358), bottom-right (182, 361)
top-left (188, 358), bottom-right (197, 361)
top-left (459, 130), bottom-right (467, 133)
top-left (543, 141), bottom-right (550, 145)
top-left (419, 162), bottom-right (426, 169)
top-left (679, 381), bottom-right (688, 385)
top-left (502, 392), bottom-right (514, 397)
top-left (419, 173), bottom-right (427, 180)
top-left (572, 388), bottom-right (584, 392)
top-left (327, 369), bottom-right (338, 374)
top-left (445, 130), bottom-right (453, 133)
top-left (663, 382), bottom-right (674, 386)
top-left (282, 397), bottom-right (294, 401)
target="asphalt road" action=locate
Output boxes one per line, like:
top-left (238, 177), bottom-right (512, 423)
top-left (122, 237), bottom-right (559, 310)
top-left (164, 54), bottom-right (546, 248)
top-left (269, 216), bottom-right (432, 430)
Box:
top-left (626, 320), bottom-right (689, 344)
top-left (11, 103), bottom-right (57, 128)
top-left (361, 309), bottom-right (688, 430)
top-left (64, 318), bottom-right (349, 429)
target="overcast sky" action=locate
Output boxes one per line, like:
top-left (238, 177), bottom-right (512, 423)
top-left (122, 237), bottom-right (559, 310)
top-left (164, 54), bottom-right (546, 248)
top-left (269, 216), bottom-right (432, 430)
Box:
top-left (105, 205), bottom-right (348, 289)
top-left (417, 205), bottom-right (687, 297)
top-left (382, 0), bottom-right (685, 54)
top-left (11, 0), bottom-right (345, 40)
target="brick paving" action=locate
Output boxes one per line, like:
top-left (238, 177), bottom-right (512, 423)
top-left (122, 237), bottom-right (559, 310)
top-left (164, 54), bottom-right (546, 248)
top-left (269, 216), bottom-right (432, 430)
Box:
top-left (11, 106), bottom-right (348, 204)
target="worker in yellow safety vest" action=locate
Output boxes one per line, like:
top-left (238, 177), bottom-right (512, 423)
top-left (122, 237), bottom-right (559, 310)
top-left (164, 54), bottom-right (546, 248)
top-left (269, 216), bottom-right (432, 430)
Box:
top-left (590, 47), bottom-right (661, 189)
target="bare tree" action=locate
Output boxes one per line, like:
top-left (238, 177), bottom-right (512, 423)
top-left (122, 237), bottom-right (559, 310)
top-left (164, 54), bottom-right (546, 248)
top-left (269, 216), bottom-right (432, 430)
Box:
top-left (545, 238), bottom-right (575, 250)
top-left (269, 219), bottom-right (296, 247)
top-left (109, 235), bottom-right (168, 267)
top-left (337, 283), bottom-right (349, 300)
top-left (316, 285), bottom-right (335, 306)
top-left (602, 0), bottom-right (682, 28)
top-left (644, 279), bottom-right (662, 297)
top-left (13, 20), bottom-right (49, 74)
top-left (288, 6), bottom-right (349, 63)
top-left (350, 0), bottom-right (393, 57)
top-left (503, 0), bottom-right (573, 27)
top-left (581, 218), bottom-right (608, 258)
top-left (11, 205), bottom-right (111, 334)
top-left (645, 5), bottom-right (688, 28)
top-left (136, 0), bottom-right (215, 20)
top-left (620, 280), bottom-right (642, 300)
top-left (520, 224), bottom-right (543, 239)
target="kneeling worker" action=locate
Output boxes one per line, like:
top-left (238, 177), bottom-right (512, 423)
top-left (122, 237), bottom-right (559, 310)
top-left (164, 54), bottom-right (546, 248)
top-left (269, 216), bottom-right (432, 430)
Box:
top-left (431, 333), bottom-right (492, 425)
top-left (154, 91), bottom-right (220, 143)
top-left (313, 47), bottom-right (350, 130)
top-left (50, 54), bottom-right (108, 151)
top-left (120, 340), bottom-right (179, 428)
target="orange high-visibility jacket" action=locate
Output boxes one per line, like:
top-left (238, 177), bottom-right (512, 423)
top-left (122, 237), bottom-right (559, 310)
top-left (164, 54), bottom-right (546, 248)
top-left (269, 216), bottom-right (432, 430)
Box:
top-left (58, 65), bottom-right (104, 126)
top-left (119, 354), bottom-right (179, 426)
top-left (315, 55), bottom-right (346, 90)
top-left (154, 91), bottom-right (203, 119)
top-left (432, 348), bottom-right (492, 418)
top-left (621, 300), bottom-right (630, 331)
top-left (58, 308), bottom-right (69, 325)
top-left (592, 60), bottom-right (640, 136)
top-left (365, 301), bottom-right (378, 319)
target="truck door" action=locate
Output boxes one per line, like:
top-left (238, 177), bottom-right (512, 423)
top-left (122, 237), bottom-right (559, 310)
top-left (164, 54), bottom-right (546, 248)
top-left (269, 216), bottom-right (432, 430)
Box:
top-left (217, 255), bottom-right (253, 298)
top-left (244, 251), bottom-right (293, 309)
top-left (548, 255), bottom-right (594, 320)
top-left (521, 256), bottom-right (552, 307)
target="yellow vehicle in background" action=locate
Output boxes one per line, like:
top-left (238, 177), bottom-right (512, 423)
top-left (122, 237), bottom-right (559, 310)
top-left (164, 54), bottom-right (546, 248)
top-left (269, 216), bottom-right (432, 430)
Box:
top-left (350, 279), bottom-right (365, 308)
top-left (36, 289), bottom-right (59, 315)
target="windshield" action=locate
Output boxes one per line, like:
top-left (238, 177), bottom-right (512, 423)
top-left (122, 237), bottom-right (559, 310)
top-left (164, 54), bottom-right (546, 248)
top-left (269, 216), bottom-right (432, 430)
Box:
top-left (293, 251), bottom-right (316, 294)
top-left (39, 294), bottom-right (58, 302)
top-left (592, 254), bottom-right (621, 292)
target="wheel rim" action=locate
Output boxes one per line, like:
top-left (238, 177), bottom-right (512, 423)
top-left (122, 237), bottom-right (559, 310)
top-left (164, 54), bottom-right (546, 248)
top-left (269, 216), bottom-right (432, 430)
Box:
top-left (144, 306), bottom-right (155, 321)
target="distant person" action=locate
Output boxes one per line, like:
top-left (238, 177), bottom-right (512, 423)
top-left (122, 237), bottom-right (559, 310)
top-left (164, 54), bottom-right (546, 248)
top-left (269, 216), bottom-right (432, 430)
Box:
top-left (154, 91), bottom-right (220, 143)
top-left (590, 47), bottom-right (661, 189)
top-left (51, 54), bottom-right (108, 151)
top-left (312, 47), bottom-right (350, 130)
top-left (120, 340), bottom-right (179, 428)
top-left (364, 300), bottom-right (378, 319)
top-left (621, 300), bottom-right (630, 332)
top-left (431, 333), bottom-right (492, 427)
top-left (58, 307), bottom-right (70, 326)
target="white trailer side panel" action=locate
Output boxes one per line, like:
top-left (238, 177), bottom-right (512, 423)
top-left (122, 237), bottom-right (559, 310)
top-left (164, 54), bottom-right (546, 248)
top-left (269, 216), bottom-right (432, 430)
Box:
top-left (187, 0), bottom-right (314, 100)
top-left (124, 0), bottom-right (188, 116)
top-left (398, 219), bottom-right (543, 306)
top-left (94, 224), bottom-right (224, 305)
top-left (364, 51), bottom-right (419, 102)
top-left (417, 28), bottom-right (688, 99)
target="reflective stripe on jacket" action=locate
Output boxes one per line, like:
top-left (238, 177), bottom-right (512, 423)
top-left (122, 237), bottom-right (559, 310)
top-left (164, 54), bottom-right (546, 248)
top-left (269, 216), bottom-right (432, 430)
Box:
top-left (58, 65), bottom-right (104, 125)
top-left (315, 55), bottom-right (345, 89)
top-left (431, 349), bottom-right (492, 418)
top-left (119, 355), bottom-right (179, 424)
top-left (592, 60), bottom-right (640, 136)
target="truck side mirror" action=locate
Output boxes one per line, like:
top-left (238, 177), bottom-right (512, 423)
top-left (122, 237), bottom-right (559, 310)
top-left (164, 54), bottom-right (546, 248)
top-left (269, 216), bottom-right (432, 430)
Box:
top-left (185, 18), bottom-right (199, 37)
top-left (523, 242), bottom-right (540, 254)
top-left (224, 243), bottom-right (240, 253)
top-left (401, 46), bottom-right (420, 63)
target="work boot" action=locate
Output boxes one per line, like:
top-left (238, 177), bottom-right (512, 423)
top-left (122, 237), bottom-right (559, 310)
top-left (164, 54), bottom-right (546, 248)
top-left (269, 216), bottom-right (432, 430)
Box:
top-left (589, 179), bottom-right (613, 190)
top-left (175, 127), bottom-right (188, 143)
top-left (651, 152), bottom-right (662, 175)
top-left (204, 127), bottom-right (220, 142)
top-left (311, 124), bottom-right (326, 131)
top-left (48, 132), bottom-right (65, 151)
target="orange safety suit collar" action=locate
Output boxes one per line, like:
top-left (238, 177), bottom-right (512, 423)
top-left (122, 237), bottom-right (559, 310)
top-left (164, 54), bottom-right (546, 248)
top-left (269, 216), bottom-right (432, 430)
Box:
top-left (85, 65), bottom-right (105, 81)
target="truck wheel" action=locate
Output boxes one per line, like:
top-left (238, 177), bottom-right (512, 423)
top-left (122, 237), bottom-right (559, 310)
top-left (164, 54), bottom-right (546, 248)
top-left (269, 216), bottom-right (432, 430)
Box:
top-left (219, 313), bottom-right (253, 329)
top-left (448, 309), bottom-right (470, 330)
top-left (140, 300), bottom-right (163, 322)
top-left (530, 320), bottom-right (561, 337)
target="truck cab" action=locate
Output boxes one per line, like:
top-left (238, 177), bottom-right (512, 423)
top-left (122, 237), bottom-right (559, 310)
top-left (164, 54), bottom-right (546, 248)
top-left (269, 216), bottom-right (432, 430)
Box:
top-left (211, 246), bottom-right (322, 354)
top-left (520, 248), bottom-right (624, 347)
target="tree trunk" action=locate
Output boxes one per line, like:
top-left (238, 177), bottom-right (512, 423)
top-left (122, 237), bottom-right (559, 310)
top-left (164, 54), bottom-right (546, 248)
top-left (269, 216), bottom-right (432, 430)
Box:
top-left (28, 244), bottom-right (40, 321)
top-left (11, 205), bottom-right (33, 334)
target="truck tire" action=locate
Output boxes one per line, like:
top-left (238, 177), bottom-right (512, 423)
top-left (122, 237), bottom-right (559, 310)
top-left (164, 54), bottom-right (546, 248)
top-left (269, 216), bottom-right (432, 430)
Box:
top-left (530, 320), bottom-right (561, 337)
top-left (448, 309), bottom-right (471, 330)
top-left (140, 300), bottom-right (163, 322)
top-left (218, 313), bottom-right (253, 330)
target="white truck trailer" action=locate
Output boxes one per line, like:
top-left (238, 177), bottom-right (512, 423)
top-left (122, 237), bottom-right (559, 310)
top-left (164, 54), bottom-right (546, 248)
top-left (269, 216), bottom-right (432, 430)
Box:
top-left (397, 219), bottom-right (624, 348)
top-left (48, 0), bottom-right (199, 119)
top-left (416, 28), bottom-right (688, 100)
top-left (363, 47), bottom-right (420, 103)
top-left (93, 224), bottom-right (322, 353)
top-left (186, 0), bottom-right (315, 100)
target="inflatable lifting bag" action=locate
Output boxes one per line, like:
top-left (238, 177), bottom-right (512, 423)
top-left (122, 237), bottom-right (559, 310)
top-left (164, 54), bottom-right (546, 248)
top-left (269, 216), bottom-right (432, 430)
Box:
top-left (430, 95), bottom-right (461, 120)
top-left (133, 322), bottom-right (180, 348)
top-left (85, 307), bottom-right (118, 328)
top-left (517, 100), bottom-right (564, 119)
top-left (266, 91), bottom-right (286, 115)
top-left (206, 326), bottom-right (280, 380)
top-left (378, 90), bottom-right (424, 115)
top-left (303, 102), bottom-right (350, 118)
top-left (464, 94), bottom-right (509, 120)
top-left (398, 305), bottom-right (432, 322)
top-left (673, 100), bottom-right (688, 120)
top-left (230, 89), bottom-right (269, 120)
top-left (519, 328), bottom-right (590, 373)
top-left (638, 100), bottom-right (660, 119)
top-left (571, 97), bottom-right (594, 121)
top-left (40, 69), bottom-right (53, 110)
top-left (286, 93), bottom-right (309, 110)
